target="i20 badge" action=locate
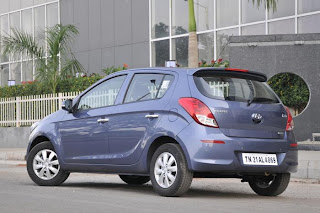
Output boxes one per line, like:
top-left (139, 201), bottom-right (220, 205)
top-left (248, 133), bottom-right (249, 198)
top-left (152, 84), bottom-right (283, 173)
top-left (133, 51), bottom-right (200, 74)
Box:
top-left (252, 113), bottom-right (263, 124)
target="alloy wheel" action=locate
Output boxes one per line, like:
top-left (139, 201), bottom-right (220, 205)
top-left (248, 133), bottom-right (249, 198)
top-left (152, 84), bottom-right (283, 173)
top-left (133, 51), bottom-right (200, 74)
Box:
top-left (154, 152), bottom-right (177, 188)
top-left (33, 149), bottom-right (60, 180)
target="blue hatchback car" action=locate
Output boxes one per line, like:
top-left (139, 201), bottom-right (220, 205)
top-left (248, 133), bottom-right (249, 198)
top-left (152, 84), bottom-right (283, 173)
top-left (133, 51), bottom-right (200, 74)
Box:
top-left (26, 67), bottom-right (298, 197)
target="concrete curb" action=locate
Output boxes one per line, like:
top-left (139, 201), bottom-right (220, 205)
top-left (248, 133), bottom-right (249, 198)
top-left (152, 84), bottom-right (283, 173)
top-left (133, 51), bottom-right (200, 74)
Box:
top-left (0, 149), bottom-right (26, 161)
top-left (298, 141), bottom-right (320, 151)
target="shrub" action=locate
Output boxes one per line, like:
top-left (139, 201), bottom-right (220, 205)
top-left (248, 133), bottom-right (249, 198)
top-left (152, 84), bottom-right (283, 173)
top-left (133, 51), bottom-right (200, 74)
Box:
top-left (268, 73), bottom-right (309, 115)
top-left (0, 74), bottom-right (104, 98)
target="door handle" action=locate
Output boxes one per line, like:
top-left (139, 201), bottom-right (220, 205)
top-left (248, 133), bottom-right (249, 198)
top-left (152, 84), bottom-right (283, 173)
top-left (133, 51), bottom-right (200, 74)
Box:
top-left (97, 118), bottom-right (109, 123)
top-left (145, 114), bottom-right (159, 118)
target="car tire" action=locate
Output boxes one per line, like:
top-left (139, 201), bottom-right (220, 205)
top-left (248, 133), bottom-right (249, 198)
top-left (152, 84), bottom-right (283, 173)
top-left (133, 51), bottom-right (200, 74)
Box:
top-left (119, 175), bottom-right (150, 185)
top-left (248, 173), bottom-right (291, 196)
top-left (27, 141), bottom-right (69, 186)
top-left (150, 143), bottom-right (193, 197)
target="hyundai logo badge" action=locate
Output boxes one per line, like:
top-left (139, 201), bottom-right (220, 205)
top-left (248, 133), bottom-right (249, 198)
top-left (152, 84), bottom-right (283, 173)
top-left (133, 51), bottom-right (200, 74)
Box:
top-left (252, 113), bottom-right (263, 124)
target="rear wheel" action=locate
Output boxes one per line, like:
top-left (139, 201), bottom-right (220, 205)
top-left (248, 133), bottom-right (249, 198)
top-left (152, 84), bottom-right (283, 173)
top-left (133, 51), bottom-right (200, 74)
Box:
top-left (150, 143), bottom-right (193, 197)
top-left (27, 141), bottom-right (69, 186)
top-left (119, 175), bottom-right (150, 185)
top-left (248, 173), bottom-right (291, 196)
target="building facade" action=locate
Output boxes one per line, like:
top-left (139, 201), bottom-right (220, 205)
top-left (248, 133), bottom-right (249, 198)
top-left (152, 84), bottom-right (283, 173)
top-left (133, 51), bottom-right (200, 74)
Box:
top-left (1, 0), bottom-right (320, 86)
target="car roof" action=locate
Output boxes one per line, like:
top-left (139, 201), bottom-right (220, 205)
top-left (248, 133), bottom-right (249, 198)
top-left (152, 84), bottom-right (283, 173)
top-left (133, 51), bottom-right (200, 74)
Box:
top-left (118, 67), bottom-right (225, 75)
top-left (104, 67), bottom-right (267, 82)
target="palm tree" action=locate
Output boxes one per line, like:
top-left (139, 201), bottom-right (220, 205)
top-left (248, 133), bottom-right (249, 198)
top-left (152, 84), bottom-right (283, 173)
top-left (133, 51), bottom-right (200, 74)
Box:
top-left (188, 0), bottom-right (198, 68)
top-left (1, 24), bottom-right (84, 94)
top-left (187, 0), bottom-right (277, 68)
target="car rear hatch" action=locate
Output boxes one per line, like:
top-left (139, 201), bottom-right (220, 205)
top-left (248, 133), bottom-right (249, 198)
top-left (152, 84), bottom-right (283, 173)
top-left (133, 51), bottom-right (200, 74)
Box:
top-left (189, 68), bottom-right (288, 139)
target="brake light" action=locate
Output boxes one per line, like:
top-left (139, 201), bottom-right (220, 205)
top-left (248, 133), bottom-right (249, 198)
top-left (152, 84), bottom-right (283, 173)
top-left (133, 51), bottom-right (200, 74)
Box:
top-left (285, 107), bottom-right (294, 131)
top-left (290, 143), bottom-right (298, 148)
top-left (225, 68), bottom-right (248, 72)
top-left (178, 98), bottom-right (219, 128)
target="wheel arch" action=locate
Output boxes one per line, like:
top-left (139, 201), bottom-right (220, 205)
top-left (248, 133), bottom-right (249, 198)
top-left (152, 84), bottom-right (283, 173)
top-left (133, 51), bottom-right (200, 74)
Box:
top-left (146, 136), bottom-right (191, 172)
top-left (27, 136), bottom-right (52, 153)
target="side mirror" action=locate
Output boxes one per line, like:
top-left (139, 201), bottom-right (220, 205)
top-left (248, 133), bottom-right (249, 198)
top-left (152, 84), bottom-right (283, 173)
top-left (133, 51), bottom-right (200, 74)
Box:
top-left (62, 99), bottom-right (73, 113)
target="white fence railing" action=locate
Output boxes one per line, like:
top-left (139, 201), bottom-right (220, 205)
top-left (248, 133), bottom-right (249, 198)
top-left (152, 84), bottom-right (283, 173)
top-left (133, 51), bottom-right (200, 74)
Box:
top-left (0, 92), bottom-right (80, 127)
top-left (209, 82), bottom-right (230, 97)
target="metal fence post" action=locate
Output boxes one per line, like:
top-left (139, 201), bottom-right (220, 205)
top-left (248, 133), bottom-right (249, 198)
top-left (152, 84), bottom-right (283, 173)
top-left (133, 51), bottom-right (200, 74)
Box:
top-left (16, 97), bottom-right (21, 127)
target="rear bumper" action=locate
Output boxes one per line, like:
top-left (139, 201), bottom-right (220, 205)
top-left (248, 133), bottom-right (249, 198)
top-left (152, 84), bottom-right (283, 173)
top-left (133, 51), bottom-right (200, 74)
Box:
top-left (177, 122), bottom-right (298, 175)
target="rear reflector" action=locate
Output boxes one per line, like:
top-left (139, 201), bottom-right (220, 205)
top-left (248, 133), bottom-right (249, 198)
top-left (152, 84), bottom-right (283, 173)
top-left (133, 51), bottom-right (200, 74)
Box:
top-left (225, 68), bottom-right (248, 72)
top-left (285, 107), bottom-right (294, 131)
top-left (179, 97), bottom-right (219, 128)
top-left (290, 143), bottom-right (298, 148)
top-left (201, 140), bottom-right (225, 144)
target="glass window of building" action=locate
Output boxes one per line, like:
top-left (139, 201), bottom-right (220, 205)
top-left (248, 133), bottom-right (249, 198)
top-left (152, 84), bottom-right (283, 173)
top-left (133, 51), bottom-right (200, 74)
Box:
top-left (0, 2), bottom-right (59, 85)
top-left (269, 19), bottom-right (295, 34)
top-left (242, 23), bottom-right (265, 35)
top-left (242, 0), bottom-right (265, 24)
top-left (10, 63), bottom-right (21, 84)
top-left (217, 28), bottom-right (238, 60)
top-left (22, 61), bottom-right (34, 82)
top-left (172, 0), bottom-right (189, 35)
top-left (47, 3), bottom-right (59, 28)
top-left (22, 9), bottom-right (33, 60)
top-left (0, 64), bottom-right (9, 87)
top-left (151, 0), bottom-right (169, 38)
top-left (34, 6), bottom-right (45, 48)
top-left (298, 0), bottom-right (320, 14)
top-left (198, 32), bottom-right (215, 63)
top-left (217, 0), bottom-right (239, 28)
top-left (10, 12), bottom-right (20, 32)
top-left (152, 40), bottom-right (170, 67)
top-left (22, 9), bottom-right (33, 35)
top-left (1, 15), bottom-right (9, 63)
top-left (172, 36), bottom-right (189, 67)
top-left (9, 12), bottom-right (21, 61)
top-left (268, 0), bottom-right (295, 19)
top-left (194, 0), bottom-right (214, 32)
top-left (298, 14), bottom-right (320, 33)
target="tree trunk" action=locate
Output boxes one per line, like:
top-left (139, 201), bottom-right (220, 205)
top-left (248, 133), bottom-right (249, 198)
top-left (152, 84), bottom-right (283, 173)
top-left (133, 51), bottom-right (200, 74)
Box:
top-left (188, 31), bottom-right (198, 68)
top-left (188, 0), bottom-right (198, 68)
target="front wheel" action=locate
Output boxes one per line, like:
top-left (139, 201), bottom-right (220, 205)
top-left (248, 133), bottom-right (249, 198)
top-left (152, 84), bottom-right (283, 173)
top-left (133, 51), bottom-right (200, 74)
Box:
top-left (249, 173), bottom-right (291, 196)
top-left (150, 143), bottom-right (193, 197)
top-left (119, 175), bottom-right (150, 185)
top-left (27, 141), bottom-right (69, 186)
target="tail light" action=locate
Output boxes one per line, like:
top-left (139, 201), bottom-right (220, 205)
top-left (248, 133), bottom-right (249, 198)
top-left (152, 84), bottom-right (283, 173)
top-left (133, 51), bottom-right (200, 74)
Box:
top-left (285, 107), bottom-right (294, 131)
top-left (178, 97), bottom-right (219, 128)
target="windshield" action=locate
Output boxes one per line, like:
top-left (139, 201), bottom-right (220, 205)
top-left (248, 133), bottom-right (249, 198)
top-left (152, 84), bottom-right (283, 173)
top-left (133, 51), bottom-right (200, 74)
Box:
top-left (193, 75), bottom-right (279, 104)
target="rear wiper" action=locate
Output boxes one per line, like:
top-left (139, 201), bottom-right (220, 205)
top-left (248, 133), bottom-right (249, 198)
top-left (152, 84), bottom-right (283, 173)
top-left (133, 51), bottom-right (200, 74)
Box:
top-left (247, 96), bottom-right (254, 106)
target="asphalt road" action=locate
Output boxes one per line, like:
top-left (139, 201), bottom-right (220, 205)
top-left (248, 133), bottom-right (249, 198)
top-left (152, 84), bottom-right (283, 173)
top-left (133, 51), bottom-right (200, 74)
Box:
top-left (0, 163), bottom-right (319, 213)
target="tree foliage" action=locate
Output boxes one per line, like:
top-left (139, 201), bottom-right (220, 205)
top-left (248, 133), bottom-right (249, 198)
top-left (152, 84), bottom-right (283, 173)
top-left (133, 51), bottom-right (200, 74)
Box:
top-left (250, 0), bottom-right (278, 12)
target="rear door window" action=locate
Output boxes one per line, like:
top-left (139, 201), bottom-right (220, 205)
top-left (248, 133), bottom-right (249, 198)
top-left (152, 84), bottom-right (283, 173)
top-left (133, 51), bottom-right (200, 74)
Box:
top-left (124, 74), bottom-right (174, 103)
top-left (194, 74), bottom-right (279, 104)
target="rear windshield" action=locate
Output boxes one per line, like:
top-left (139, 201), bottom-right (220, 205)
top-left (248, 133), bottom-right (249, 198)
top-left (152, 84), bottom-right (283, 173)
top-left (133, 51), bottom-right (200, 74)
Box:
top-left (193, 74), bottom-right (279, 104)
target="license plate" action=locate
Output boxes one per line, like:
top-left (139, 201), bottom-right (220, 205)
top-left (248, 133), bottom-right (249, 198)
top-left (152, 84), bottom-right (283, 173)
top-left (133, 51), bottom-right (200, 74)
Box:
top-left (242, 153), bottom-right (278, 166)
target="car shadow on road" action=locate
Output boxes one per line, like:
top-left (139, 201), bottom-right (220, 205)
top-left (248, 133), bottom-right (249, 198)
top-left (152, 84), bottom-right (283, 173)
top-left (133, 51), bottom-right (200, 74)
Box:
top-left (59, 181), bottom-right (263, 199)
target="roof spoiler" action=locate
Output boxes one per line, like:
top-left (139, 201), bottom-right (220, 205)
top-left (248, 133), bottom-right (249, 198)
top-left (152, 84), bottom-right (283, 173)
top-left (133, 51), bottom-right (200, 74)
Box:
top-left (193, 68), bottom-right (267, 82)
